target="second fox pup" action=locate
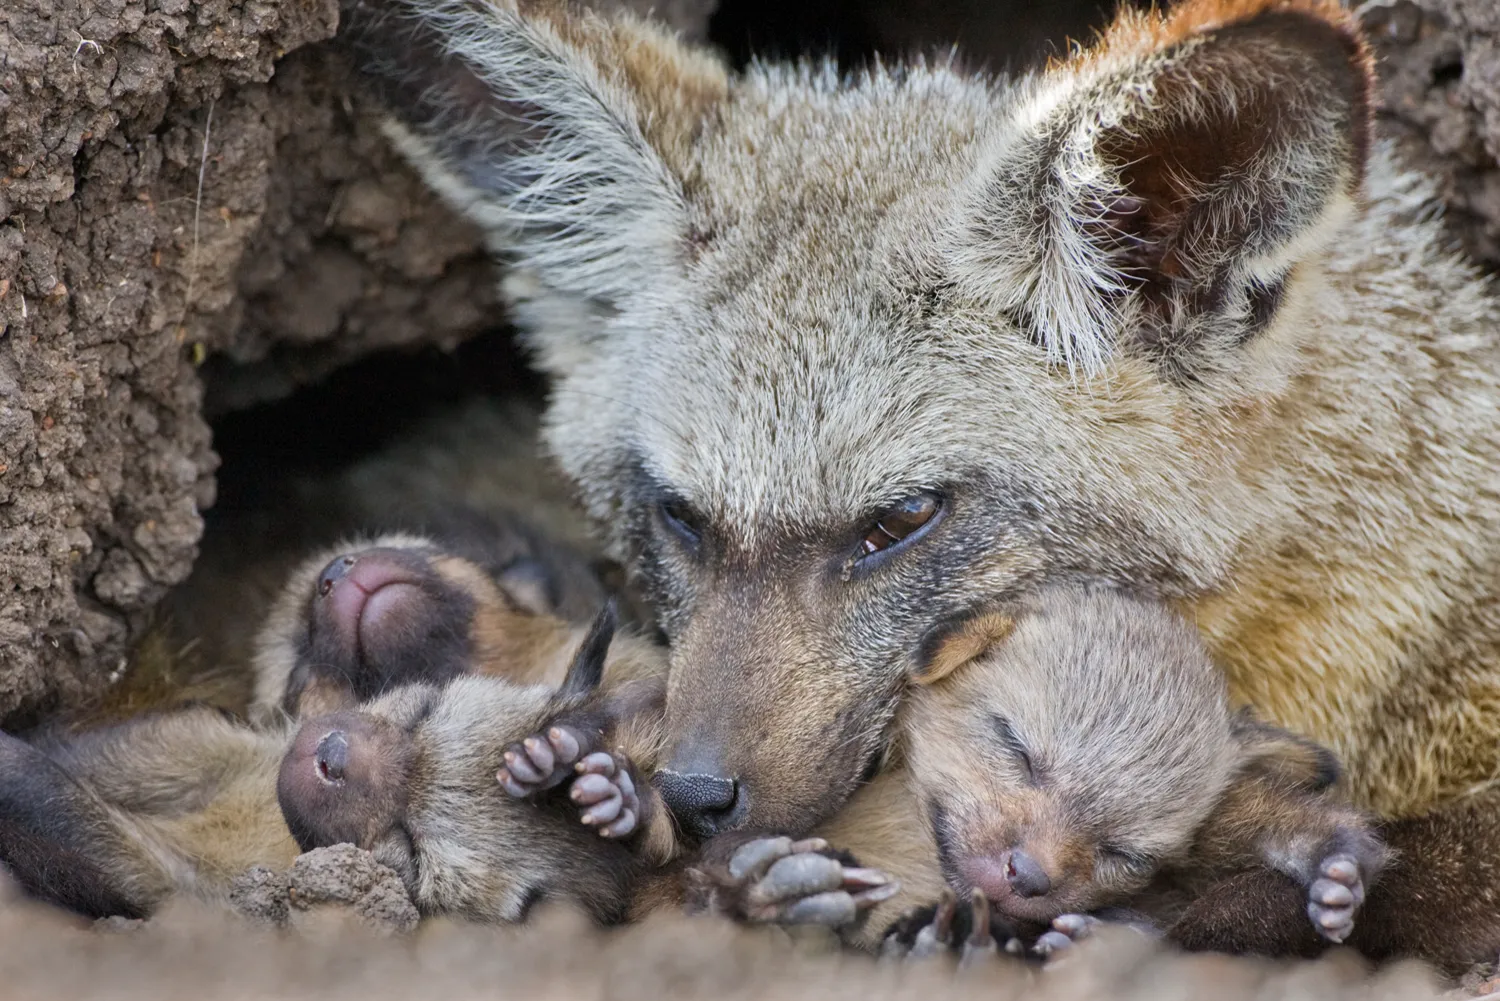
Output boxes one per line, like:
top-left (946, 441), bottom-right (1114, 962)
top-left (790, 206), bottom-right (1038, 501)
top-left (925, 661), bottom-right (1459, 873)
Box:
top-left (250, 520), bottom-right (618, 724)
top-left (886, 589), bottom-right (1389, 958)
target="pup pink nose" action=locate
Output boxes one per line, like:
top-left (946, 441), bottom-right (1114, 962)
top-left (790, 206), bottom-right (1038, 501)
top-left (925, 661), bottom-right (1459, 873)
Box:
top-left (315, 550), bottom-right (424, 650)
top-left (1004, 849), bottom-right (1052, 898)
top-left (314, 730), bottom-right (349, 784)
top-left (961, 848), bottom-right (1053, 900)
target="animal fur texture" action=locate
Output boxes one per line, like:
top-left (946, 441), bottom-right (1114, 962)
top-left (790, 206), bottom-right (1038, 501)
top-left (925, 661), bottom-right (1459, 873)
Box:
top-left (346, 0), bottom-right (1500, 853)
top-left (12, 528), bottom-right (1499, 976)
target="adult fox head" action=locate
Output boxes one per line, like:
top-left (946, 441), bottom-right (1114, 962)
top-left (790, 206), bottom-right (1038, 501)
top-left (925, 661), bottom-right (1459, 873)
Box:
top-left (347, 0), bottom-right (1374, 837)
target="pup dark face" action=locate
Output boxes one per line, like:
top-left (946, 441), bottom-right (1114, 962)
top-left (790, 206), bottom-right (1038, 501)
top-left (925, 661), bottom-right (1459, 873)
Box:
top-left (277, 678), bottom-right (639, 924)
top-left (905, 591), bottom-right (1239, 923)
top-left (278, 709), bottom-right (417, 853)
top-left (255, 530), bottom-right (603, 719)
top-left (308, 546), bottom-right (481, 700)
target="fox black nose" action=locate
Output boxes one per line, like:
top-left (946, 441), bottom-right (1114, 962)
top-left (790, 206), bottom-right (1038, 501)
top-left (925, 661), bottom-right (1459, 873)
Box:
top-left (1005, 849), bottom-right (1052, 898)
top-left (654, 769), bottom-right (742, 841)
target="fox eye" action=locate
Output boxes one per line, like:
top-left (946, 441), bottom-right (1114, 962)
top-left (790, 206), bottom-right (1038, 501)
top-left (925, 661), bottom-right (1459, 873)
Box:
top-left (990, 714), bottom-right (1036, 782)
top-left (659, 498), bottom-right (703, 548)
top-left (857, 492), bottom-right (943, 563)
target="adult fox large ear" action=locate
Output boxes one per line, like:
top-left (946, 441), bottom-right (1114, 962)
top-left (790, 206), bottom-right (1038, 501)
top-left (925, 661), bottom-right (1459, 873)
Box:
top-left (955, 0), bottom-right (1373, 378)
top-left (341, 0), bottom-right (726, 367)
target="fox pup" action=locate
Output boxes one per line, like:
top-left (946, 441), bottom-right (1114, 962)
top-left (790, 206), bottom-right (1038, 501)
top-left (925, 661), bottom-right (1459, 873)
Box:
top-left (0, 531), bottom-right (668, 923)
top-left (883, 589), bottom-right (1388, 962)
top-left (1, 526), bottom-right (885, 933)
top-left (121, 483), bottom-right (611, 728)
top-left (248, 525), bottom-right (617, 723)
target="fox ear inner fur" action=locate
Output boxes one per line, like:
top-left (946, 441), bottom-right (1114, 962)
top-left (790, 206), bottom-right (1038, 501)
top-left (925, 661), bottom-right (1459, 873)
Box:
top-left (953, 0), bottom-right (1375, 378)
top-left (340, 0), bottom-right (724, 318)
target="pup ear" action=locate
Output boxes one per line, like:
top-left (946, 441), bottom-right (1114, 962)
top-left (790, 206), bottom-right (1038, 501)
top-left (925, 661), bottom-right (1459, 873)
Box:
top-left (954, 0), bottom-right (1373, 376)
top-left (343, 0), bottom-right (727, 363)
top-left (1229, 707), bottom-right (1342, 792)
top-left (913, 610), bottom-right (1017, 686)
top-left (558, 598), bottom-right (617, 699)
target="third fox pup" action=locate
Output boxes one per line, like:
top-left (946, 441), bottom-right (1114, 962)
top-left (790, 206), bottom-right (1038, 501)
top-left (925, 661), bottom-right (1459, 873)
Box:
top-left (346, 0), bottom-right (1500, 843)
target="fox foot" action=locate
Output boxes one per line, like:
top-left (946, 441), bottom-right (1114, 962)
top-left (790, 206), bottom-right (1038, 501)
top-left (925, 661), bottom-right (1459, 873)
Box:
top-left (1308, 853), bottom-right (1366, 943)
top-left (881, 889), bottom-right (1028, 966)
top-left (496, 721), bottom-right (602, 797)
top-left (688, 835), bottom-right (899, 929)
top-left (569, 751), bottom-right (641, 839)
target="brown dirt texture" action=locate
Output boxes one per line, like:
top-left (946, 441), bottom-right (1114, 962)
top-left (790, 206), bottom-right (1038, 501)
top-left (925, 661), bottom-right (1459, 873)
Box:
top-left (0, 0), bottom-right (1497, 726)
top-left (1364, 0), bottom-right (1500, 269)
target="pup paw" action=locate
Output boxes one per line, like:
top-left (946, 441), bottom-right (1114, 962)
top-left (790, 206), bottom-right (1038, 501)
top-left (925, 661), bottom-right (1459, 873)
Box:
top-left (1032, 912), bottom-right (1100, 958)
top-left (569, 750), bottom-right (642, 839)
top-left (1307, 852), bottom-right (1365, 943)
top-left (496, 721), bottom-right (599, 797)
top-left (881, 888), bottom-right (1023, 967)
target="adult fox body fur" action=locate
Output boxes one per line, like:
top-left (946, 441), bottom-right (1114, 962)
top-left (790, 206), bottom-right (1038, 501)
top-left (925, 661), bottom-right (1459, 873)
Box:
top-left (346, 0), bottom-right (1500, 847)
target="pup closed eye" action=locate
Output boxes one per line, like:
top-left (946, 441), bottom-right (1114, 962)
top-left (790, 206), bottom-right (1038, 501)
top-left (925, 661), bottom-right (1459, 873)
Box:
top-left (989, 713), bottom-right (1036, 783)
top-left (1098, 845), bottom-right (1155, 873)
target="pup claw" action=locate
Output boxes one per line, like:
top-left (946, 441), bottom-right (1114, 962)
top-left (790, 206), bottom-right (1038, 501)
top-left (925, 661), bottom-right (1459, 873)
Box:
top-left (781, 890), bottom-right (859, 927)
top-left (547, 726), bottom-right (580, 762)
top-left (567, 751), bottom-right (641, 838)
top-left (600, 809), bottom-right (637, 838)
top-left (522, 736), bottom-right (554, 775)
top-left (909, 889), bottom-right (958, 959)
top-left (727, 836), bottom-right (899, 930)
top-left (499, 723), bottom-right (595, 797)
top-left (728, 837), bottom-right (793, 881)
top-left (746, 853), bottom-right (847, 906)
top-left (1034, 913), bottom-right (1098, 959)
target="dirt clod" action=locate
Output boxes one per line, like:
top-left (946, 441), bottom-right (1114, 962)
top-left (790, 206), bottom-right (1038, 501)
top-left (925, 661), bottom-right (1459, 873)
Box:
top-left (230, 845), bottom-right (419, 935)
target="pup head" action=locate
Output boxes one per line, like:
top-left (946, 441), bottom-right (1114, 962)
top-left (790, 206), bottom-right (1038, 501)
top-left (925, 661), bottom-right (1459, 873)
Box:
top-left (251, 513), bottom-right (606, 721)
top-left (904, 589), bottom-right (1238, 923)
top-left (276, 607), bottom-right (644, 924)
top-left (350, 0), bottom-right (1373, 835)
